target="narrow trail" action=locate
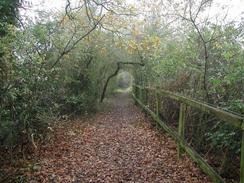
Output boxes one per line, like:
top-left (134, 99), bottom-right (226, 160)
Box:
top-left (26, 93), bottom-right (211, 183)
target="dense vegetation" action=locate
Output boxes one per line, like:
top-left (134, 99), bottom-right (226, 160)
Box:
top-left (0, 0), bottom-right (243, 181)
top-left (131, 1), bottom-right (243, 178)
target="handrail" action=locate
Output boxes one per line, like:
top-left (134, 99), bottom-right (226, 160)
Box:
top-left (134, 84), bottom-right (244, 129)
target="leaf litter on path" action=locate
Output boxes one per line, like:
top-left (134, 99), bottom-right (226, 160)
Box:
top-left (23, 93), bottom-right (212, 183)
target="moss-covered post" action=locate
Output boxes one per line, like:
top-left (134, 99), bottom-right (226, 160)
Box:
top-left (136, 85), bottom-right (138, 97)
top-left (178, 103), bottom-right (187, 159)
top-left (155, 89), bottom-right (159, 116)
top-left (139, 86), bottom-right (142, 101)
top-left (143, 85), bottom-right (146, 105)
top-left (143, 86), bottom-right (148, 116)
top-left (133, 85), bottom-right (135, 96)
top-left (155, 88), bottom-right (160, 129)
top-left (141, 87), bottom-right (145, 103)
top-left (143, 88), bottom-right (147, 105)
top-left (146, 87), bottom-right (149, 106)
top-left (137, 86), bottom-right (139, 98)
top-left (241, 124), bottom-right (244, 183)
top-left (134, 85), bottom-right (138, 104)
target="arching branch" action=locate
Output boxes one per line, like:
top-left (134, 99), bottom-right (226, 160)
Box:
top-left (100, 61), bottom-right (144, 103)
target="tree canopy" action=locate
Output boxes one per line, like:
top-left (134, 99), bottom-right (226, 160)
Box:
top-left (0, 0), bottom-right (243, 181)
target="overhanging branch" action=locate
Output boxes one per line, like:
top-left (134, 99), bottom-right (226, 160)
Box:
top-left (100, 61), bottom-right (144, 102)
top-left (50, 14), bottom-right (105, 70)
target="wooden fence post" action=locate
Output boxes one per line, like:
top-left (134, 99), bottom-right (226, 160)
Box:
top-left (135, 85), bottom-right (136, 96)
top-left (144, 87), bottom-right (148, 117)
top-left (155, 88), bottom-right (160, 129)
top-left (144, 87), bottom-right (147, 105)
top-left (241, 127), bottom-right (244, 183)
top-left (143, 87), bottom-right (146, 104)
top-left (142, 87), bottom-right (145, 103)
top-left (136, 86), bottom-right (138, 98)
top-left (134, 85), bottom-right (138, 104)
top-left (139, 86), bottom-right (142, 101)
top-left (146, 87), bottom-right (149, 106)
top-left (178, 103), bottom-right (187, 159)
top-left (155, 89), bottom-right (159, 116)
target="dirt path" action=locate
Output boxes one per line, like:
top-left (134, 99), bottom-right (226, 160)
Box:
top-left (26, 93), bottom-right (211, 183)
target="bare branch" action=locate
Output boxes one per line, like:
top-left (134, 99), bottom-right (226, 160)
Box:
top-left (65, 0), bottom-right (74, 20)
top-left (50, 14), bottom-right (105, 70)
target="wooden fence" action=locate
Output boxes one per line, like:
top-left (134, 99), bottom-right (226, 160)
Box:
top-left (133, 84), bottom-right (244, 183)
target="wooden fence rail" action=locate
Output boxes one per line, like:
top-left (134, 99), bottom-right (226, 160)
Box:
top-left (133, 84), bottom-right (244, 183)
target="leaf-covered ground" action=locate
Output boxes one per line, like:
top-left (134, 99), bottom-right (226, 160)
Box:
top-left (23, 93), bottom-right (211, 182)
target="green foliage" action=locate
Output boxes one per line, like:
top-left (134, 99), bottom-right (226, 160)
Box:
top-left (0, 0), bottom-right (20, 36)
top-left (0, 11), bottom-right (115, 151)
top-left (131, 6), bottom-right (243, 177)
top-left (206, 124), bottom-right (241, 155)
top-left (0, 2), bottom-right (243, 180)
